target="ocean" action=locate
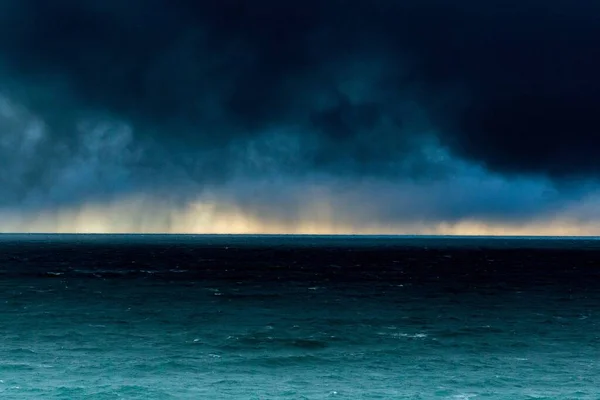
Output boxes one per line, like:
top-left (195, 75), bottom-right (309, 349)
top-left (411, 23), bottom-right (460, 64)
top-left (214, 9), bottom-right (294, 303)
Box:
top-left (0, 234), bottom-right (598, 399)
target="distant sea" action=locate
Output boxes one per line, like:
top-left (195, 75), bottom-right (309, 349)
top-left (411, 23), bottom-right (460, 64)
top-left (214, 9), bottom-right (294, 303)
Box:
top-left (0, 234), bottom-right (598, 399)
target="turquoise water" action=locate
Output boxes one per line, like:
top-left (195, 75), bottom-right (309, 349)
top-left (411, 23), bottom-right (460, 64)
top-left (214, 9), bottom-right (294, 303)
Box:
top-left (0, 235), bottom-right (599, 399)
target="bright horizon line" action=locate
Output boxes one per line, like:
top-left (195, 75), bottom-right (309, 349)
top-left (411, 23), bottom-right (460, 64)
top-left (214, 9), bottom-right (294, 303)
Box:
top-left (2, 194), bottom-right (600, 237)
top-left (1, 232), bottom-right (599, 238)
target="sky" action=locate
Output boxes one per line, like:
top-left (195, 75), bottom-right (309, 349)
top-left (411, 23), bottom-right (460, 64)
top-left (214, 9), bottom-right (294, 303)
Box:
top-left (0, 0), bottom-right (599, 234)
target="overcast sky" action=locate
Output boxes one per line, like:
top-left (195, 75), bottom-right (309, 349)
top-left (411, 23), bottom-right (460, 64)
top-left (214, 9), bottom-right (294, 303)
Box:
top-left (0, 0), bottom-right (599, 234)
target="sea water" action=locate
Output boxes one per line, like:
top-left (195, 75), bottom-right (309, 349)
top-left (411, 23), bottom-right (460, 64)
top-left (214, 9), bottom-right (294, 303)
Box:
top-left (0, 235), bottom-right (598, 399)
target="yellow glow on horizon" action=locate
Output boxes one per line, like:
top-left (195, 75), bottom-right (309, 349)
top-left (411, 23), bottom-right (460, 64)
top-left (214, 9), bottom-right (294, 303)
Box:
top-left (0, 195), bottom-right (598, 236)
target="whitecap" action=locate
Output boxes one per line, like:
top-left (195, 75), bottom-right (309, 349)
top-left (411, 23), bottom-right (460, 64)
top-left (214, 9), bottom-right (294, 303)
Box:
top-left (452, 394), bottom-right (478, 399)
top-left (378, 332), bottom-right (428, 339)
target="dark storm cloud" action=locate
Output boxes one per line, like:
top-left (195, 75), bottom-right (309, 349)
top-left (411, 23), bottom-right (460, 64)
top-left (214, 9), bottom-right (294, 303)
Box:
top-left (1, 0), bottom-right (599, 203)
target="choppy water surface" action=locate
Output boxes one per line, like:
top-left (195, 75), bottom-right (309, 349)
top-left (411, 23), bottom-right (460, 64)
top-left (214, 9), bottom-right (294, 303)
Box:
top-left (0, 235), bottom-right (599, 399)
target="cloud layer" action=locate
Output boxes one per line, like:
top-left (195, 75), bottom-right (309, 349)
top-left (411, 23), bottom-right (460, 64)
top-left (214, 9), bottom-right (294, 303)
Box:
top-left (0, 1), bottom-right (599, 232)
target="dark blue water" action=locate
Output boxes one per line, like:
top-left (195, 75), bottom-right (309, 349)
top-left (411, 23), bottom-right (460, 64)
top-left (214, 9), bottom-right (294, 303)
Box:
top-left (0, 235), bottom-right (599, 399)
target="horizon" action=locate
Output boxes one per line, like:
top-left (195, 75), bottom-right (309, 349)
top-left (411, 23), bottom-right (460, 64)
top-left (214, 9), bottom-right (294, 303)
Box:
top-left (2, 232), bottom-right (599, 239)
